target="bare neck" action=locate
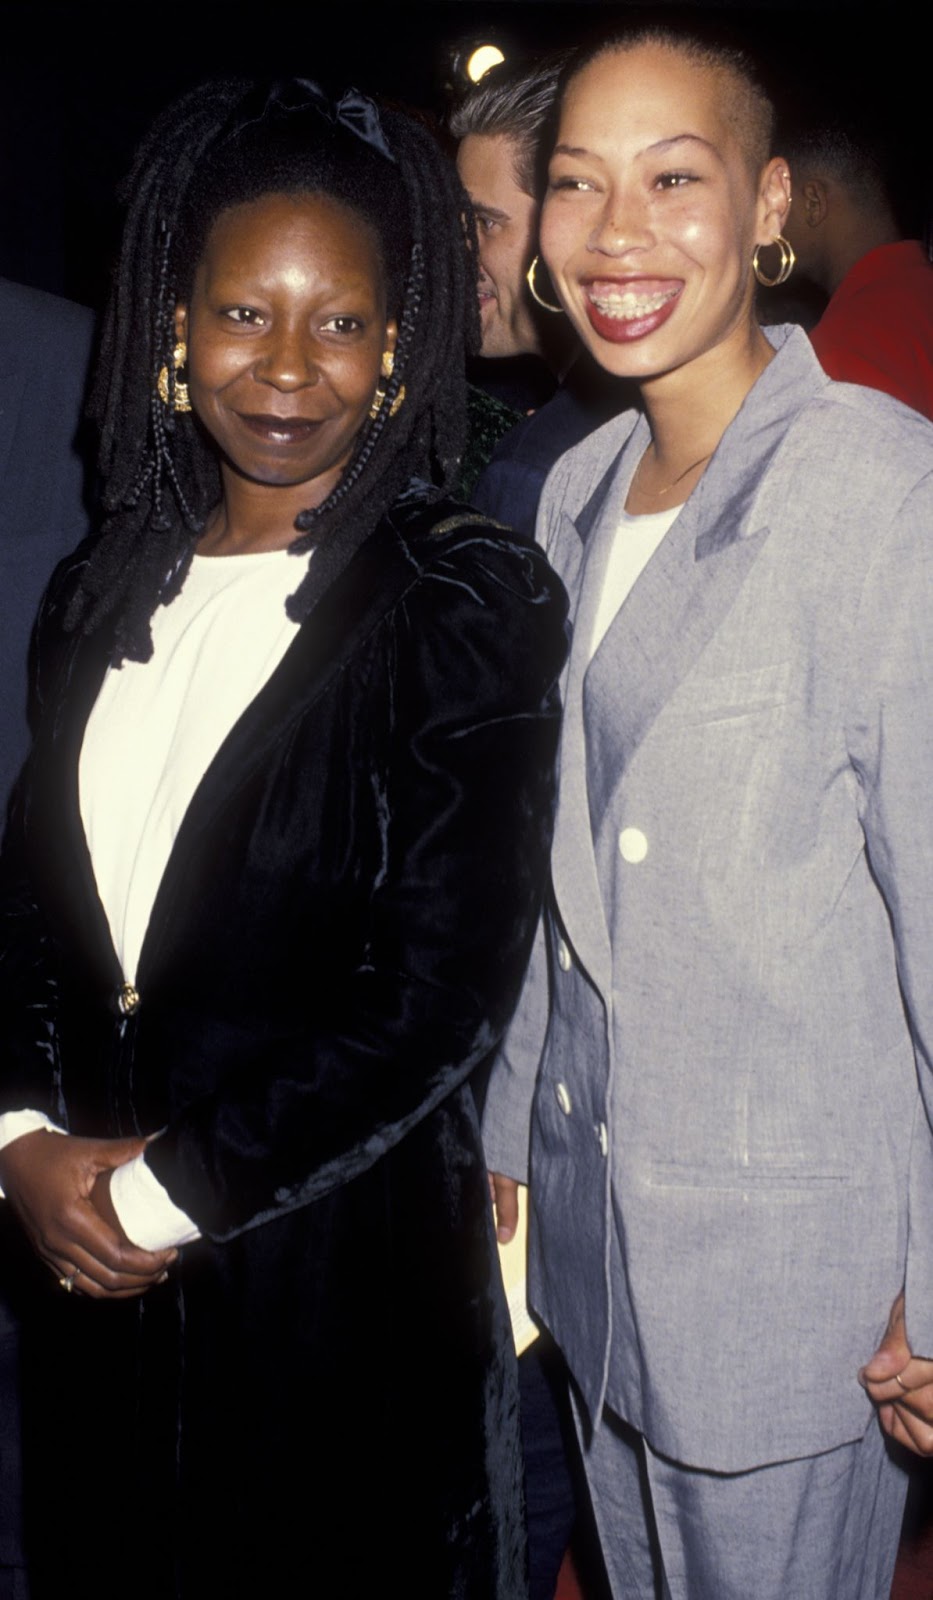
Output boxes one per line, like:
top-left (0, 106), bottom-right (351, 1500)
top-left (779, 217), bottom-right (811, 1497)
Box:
top-left (626, 321), bottom-right (774, 515)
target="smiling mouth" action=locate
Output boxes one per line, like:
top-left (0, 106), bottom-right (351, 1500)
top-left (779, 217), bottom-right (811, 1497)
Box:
top-left (582, 280), bottom-right (683, 345)
top-left (238, 414), bottom-right (323, 444)
top-left (586, 283), bottom-right (681, 321)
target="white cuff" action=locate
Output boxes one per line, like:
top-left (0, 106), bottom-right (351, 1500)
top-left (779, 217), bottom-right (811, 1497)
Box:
top-left (0, 1112), bottom-right (66, 1197)
top-left (109, 1154), bottom-right (201, 1251)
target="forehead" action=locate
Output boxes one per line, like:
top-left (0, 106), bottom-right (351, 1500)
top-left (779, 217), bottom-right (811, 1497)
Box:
top-left (560, 43), bottom-right (744, 170)
top-left (200, 191), bottom-right (384, 280)
top-left (456, 132), bottom-right (528, 206)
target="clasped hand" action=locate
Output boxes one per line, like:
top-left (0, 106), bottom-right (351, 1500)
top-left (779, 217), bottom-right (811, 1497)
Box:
top-left (0, 1128), bottom-right (175, 1299)
top-left (861, 1291), bottom-right (933, 1456)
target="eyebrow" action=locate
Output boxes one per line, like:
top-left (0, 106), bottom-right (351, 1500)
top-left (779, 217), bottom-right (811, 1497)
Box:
top-left (472, 202), bottom-right (511, 221)
top-left (553, 133), bottom-right (723, 163)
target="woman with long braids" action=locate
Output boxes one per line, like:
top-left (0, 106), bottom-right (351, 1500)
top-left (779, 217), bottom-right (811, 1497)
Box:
top-left (0, 79), bottom-right (566, 1598)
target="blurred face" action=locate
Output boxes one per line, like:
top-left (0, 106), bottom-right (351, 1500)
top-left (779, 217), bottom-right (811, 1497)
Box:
top-left (540, 44), bottom-right (786, 387)
top-left (176, 192), bottom-right (396, 505)
top-left (456, 131), bottom-right (542, 359)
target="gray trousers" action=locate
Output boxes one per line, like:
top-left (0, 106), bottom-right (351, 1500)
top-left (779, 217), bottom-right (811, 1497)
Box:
top-left (576, 1403), bottom-right (909, 1600)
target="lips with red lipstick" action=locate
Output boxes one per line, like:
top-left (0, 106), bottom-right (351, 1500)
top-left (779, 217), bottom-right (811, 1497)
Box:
top-left (236, 413), bottom-right (325, 445)
top-left (582, 278), bottom-right (683, 343)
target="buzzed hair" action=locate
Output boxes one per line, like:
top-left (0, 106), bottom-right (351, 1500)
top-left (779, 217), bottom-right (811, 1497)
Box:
top-left (780, 120), bottom-right (891, 213)
top-left (568, 22), bottom-right (776, 179)
top-left (450, 57), bottom-right (566, 196)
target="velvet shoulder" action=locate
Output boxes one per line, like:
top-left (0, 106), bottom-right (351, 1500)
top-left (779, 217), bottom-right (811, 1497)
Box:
top-left (383, 495), bottom-right (569, 707)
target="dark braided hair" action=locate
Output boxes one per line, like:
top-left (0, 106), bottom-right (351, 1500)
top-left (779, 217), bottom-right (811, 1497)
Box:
top-left (72, 79), bottom-right (479, 662)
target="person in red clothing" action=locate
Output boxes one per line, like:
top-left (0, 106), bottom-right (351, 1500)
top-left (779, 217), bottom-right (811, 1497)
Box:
top-left (782, 119), bottom-right (933, 420)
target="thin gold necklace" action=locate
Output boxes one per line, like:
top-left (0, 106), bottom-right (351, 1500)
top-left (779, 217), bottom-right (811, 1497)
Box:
top-left (632, 446), bottom-right (714, 499)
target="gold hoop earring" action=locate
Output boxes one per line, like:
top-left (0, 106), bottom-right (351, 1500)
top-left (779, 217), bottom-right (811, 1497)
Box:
top-left (752, 235), bottom-right (796, 288)
top-left (156, 341), bottom-right (192, 412)
top-left (526, 255), bottom-right (564, 314)
top-left (369, 348), bottom-right (406, 421)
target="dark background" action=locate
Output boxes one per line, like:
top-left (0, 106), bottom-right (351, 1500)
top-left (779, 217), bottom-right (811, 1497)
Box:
top-left (0, 1), bottom-right (925, 313)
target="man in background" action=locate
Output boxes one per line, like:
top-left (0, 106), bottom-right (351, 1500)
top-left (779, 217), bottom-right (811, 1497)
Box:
top-left (782, 116), bottom-right (933, 420)
top-left (452, 59), bottom-right (629, 538)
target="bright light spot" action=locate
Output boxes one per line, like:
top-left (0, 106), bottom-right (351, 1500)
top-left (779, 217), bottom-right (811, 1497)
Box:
top-left (466, 45), bottom-right (505, 83)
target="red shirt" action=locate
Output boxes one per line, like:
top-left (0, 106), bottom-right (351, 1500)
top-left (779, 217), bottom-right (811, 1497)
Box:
top-left (810, 241), bottom-right (933, 421)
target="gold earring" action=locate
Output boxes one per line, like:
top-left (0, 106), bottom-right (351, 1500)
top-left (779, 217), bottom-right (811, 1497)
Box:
top-left (157, 341), bottom-right (192, 412)
top-left (369, 349), bottom-right (406, 421)
top-left (752, 235), bottom-right (796, 288)
top-left (525, 255), bottom-right (563, 314)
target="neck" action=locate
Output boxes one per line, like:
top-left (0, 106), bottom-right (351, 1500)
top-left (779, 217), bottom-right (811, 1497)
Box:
top-left (200, 462), bottom-right (342, 556)
top-left (627, 320), bottom-right (773, 514)
top-left (824, 217), bottom-right (904, 297)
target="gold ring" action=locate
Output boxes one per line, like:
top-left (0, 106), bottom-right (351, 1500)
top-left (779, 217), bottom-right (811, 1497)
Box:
top-left (894, 1370), bottom-right (910, 1392)
top-left (58, 1270), bottom-right (78, 1294)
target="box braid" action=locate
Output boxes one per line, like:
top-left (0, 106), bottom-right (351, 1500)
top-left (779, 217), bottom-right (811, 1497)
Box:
top-left (69, 79), bottom-right (479, 662)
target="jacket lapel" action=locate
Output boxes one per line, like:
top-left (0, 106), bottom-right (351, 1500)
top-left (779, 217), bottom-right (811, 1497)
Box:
top-left (583, 328), bottom-right (827, 830)
top-left (551, 326), bottom-right (828, 974)
top-left (28, 622), bottom-right (123, 1000)
top-left (135, 514), bottom-right (427, 985)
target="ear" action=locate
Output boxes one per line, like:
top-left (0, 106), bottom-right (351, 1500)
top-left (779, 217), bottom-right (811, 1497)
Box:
top-left (385, 317), bottom-right (398, 358)
top-left (755, 157), bottom-right (793, 247)
top-left (174, 303), bottom-right (188, 345)
top-left (800, 178), bottom-right (829, 229)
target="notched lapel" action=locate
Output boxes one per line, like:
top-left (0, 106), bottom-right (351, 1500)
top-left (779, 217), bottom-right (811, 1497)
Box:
top-left (583, 494), bottom-right (773, 831)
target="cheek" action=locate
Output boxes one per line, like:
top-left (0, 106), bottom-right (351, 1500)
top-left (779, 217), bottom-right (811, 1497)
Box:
top-left (540, 201), bottom-right (589, 282)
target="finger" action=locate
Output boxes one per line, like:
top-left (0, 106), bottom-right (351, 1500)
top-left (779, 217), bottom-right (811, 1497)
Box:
top-left (491, 1174), bottom-right (520, 1244)
top-left (888, 1401), bottom-right (933, 1456)
top-left (40, 1202), bottom-right (174, 1281)
top-left (862, 1292), bottom-right (911, 1383)
top-left (43, 1247), bottom-right (169, 1300)
top-left (863, 1356), bottom-right (933, 1409)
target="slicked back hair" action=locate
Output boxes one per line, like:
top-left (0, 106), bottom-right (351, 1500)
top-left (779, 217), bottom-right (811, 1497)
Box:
top-left (449, 57), bottom-right (566, 197)
top-left (73, 79), bottom-right (479, 662)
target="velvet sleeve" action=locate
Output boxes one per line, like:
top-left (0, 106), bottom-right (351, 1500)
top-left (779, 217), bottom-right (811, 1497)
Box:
top-left (145, 529), bottom-right (568, 1241)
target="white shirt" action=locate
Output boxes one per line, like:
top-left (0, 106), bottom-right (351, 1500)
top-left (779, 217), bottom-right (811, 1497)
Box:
top-left (589, 503), bottom-right (680, 660)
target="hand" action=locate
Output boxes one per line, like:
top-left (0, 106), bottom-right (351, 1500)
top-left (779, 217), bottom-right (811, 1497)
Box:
top-left (0, 1129), bottom-right (175, 1300)
top-left (860, 1291), bottom-right (933, 1455)
top-left (488, 1171), bottom-right (520, 1244)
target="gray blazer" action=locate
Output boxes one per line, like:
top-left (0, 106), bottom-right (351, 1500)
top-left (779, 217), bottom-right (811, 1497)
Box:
top-left (484, 326), bottom-right (933, 1473)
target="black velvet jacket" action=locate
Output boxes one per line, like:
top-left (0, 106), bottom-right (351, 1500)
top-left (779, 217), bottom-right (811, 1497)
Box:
top-left (0, 493), bottom-right (567, 1599)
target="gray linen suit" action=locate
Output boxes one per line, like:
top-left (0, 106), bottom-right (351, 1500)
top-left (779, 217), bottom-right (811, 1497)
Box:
top-left (484, 326), bottom-right (933, 1589)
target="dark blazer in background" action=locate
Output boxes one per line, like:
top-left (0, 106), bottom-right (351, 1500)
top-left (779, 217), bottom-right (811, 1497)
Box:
top-left (0, 277), bottom-right (93, 811)
top-left (0, 277), bottom-right (92, 1599)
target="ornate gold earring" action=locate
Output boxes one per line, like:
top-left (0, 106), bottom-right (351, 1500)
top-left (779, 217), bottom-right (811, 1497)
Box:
top-left (752, 235), bottom-right (796, 288)
top-left (369, 348), bottom-right (406, 421)
top-left (157, 341), bottom-right (192, 412)
top-left (525, 255), bottom-right (563, 314)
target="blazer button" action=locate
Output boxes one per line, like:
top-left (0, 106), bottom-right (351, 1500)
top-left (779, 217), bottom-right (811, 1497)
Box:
top-left (618, 827), bottom-right (648, 864)
top-left (556, 1082), bottom-right (572, 1115)
top-left (556, 938), bottom-right (572, 972)
top-left (116, 982), bottom-right (140, 1017)
top-left (596, 1121), bottom-right (609, 1157)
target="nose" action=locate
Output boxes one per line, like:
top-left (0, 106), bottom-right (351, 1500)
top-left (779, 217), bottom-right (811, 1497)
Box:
top-left (588, 187), bottom-right (654, 256)
top-left (255, 320), bottom-right (319, 391)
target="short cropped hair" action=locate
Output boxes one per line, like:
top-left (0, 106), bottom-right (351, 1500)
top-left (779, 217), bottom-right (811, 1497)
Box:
top-left (565, 20), bottom-right (776, 179)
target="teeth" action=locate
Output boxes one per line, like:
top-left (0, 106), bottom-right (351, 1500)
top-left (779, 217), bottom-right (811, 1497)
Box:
top-left (589, 287), bottom-right (677, 319)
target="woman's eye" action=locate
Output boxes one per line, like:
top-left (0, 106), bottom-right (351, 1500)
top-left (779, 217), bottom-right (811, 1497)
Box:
top-left (549, 176), bottom-right (595, 194)
top-left (322, 315), bottom-right (363, 335)
top-left (224, 306), bottom-right (265, 325)
top-left (654, 171), bottom-right (698, 191)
